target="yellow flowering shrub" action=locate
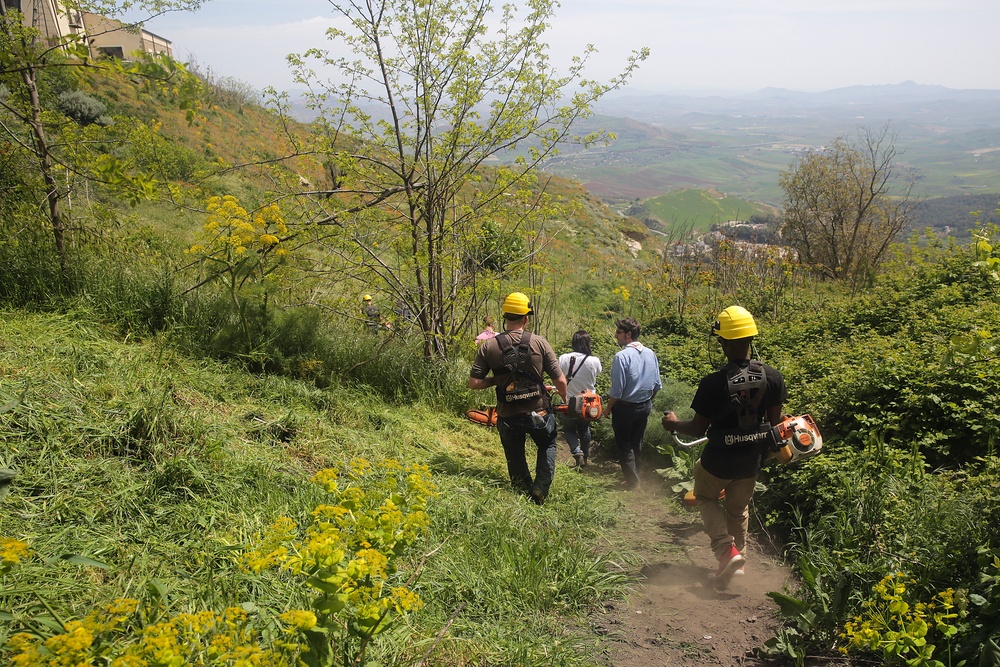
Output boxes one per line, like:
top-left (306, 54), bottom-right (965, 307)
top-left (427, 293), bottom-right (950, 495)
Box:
top-left (187, 195), bottom-right (288, 266)
top-left (5, 598), bottom-right (301, 666)
top-left (2, 460), bottom-right (435, 667)
top-left (184, 195), bottom-right (293, 351)
top-left (243, 457), bottom-right (437, 666)
top-left (841, 572), bottom-right (960, 667)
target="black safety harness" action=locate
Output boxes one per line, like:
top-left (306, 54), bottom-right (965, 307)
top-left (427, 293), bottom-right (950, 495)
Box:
top-left (706, 360), bottom-right (778, 450)
top-left (494, 331), bottom-right (550, 406)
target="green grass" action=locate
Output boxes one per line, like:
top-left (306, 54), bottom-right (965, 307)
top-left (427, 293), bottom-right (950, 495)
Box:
top-left (643, 188), bottom-right (775, 232)
top-left (0, 309), bottom-right (638, 665)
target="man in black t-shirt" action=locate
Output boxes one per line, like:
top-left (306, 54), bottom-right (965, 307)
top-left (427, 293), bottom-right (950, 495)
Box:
top-left (662, 306), bottom-right (787, 586)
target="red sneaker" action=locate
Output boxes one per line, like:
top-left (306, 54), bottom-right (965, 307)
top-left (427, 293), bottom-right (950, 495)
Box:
top-left (716, 544), bottom-right (745, 580)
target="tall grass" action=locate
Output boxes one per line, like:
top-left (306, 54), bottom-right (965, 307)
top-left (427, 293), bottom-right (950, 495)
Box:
top-left (0, 310), bottom-right (637, 664)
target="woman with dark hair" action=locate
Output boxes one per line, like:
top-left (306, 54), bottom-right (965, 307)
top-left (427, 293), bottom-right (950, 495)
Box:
top-left (475, 316), bottom-right (497, 345)
top-left (558, 330), bottom-right (603, 467)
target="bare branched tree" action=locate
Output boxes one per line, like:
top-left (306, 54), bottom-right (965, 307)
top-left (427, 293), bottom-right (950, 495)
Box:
top-left (779, 125), bottom-right (920, 291)
top-left (279, 0), bottom-right (647, 359)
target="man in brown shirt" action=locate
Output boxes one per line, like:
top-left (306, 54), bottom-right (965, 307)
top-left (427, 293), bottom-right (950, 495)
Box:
top-left (469, 292), bottom-right (567, 504)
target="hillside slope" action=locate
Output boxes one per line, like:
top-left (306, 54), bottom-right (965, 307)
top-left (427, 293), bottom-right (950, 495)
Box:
top-left (0, 308), bottom-right (805, 666)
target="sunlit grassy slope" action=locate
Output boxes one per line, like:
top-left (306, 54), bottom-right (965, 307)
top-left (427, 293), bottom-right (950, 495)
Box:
top-left (0, 310), bottom-right (638, 665)
top-left (643, 189), bottom-right (776, 232)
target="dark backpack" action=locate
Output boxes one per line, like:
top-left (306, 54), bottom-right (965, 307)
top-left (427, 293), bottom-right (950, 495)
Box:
top-left (495, 332), bottom-right (547, 404)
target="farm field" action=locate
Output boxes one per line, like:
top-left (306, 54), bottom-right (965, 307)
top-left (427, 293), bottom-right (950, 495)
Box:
top-left (530, 85), bottom-right (1000, 229)
top-left (641, 188), bottom-right (776, 231)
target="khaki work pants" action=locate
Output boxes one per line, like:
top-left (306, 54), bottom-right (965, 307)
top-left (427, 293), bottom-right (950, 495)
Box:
top-left (692, 459), bottom-right (756, 560)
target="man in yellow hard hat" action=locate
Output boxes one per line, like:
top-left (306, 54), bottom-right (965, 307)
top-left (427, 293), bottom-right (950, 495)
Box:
top-left (361, 294), bottom-right (381, 331)
top-left (662, 306), bottom-right (787, 587)
top-left (469, 292), bottom-right (567, 504)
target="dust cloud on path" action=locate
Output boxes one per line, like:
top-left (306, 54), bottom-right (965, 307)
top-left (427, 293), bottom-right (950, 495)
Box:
top-left (587, 473), bottom-right (799, 666)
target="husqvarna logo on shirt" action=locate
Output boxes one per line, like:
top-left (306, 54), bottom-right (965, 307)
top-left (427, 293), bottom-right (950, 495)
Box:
top-left (724, 431), bottom-right (768, 446)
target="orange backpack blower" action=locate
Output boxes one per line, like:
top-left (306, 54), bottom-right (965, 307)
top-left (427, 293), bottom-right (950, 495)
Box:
top-left (554, 390), bottom-right (603, 421)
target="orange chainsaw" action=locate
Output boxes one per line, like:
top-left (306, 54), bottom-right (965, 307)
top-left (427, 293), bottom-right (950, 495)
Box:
top-left (465, 406), bottom-right (498, 427)
top-left (466, 390), bottom-right (604, 427)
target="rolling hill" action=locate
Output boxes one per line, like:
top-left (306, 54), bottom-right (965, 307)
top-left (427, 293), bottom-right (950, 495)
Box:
top-left (528, 82), bottom-right (1000, 233)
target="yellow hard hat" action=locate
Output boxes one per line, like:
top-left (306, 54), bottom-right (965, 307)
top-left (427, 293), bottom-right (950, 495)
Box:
top-left (362, 294), bottom-right (372, 301)
top-left (500, 292), bottom-right (533, 316)
top-left (712, 305), bottom-right (758, 339)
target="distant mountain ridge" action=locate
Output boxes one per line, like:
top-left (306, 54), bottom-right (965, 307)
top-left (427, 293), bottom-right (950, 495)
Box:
top-left (595, 81), bottom-right (1000, 122)
top-left (749, 80), bottom-right (1000, 101)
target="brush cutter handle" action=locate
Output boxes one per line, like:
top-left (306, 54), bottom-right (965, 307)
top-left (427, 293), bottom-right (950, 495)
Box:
top-left (671, 432), bottom-right (708, 448)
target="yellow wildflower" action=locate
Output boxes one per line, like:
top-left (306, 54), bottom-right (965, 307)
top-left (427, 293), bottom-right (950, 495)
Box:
top-left (1, 537), bottom-right (31, 571)
top-left (279, 609), bottom-right (317, 631)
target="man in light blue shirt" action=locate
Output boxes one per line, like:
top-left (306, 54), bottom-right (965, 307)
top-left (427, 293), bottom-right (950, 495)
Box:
top-left (606, 317), bottom-right (662, 489)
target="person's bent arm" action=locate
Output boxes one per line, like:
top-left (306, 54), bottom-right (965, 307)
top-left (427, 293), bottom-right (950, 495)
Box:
top-left (766, 404), bottom-right (783, 425)
top-left (606, 355), bottom-right (624, 417)
top-left (468, 376), bottom-right (495, 391)
top-left (553, 374), bottom-right (568, 403)
top-left (604, 397), bottom-right (617, 416)
top-left (661, 411), bottom-right (710, 438)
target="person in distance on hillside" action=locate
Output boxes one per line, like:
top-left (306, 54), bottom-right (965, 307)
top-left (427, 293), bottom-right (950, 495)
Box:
top-left (605, 317), bottom-right (662, 490)
top-left (558, 330), bottom-right (602, 468)
top-left (661, 306), bottom-right (787, 587)
top-left (469, 292), bottom-right (567, 505)
top-left (475, 316), bottom-right (497, 345)
top-left (361, 294), bottom-right (381, 332)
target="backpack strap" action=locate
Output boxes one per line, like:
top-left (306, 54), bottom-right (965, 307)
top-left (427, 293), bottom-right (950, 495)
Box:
top-left (725, 360), bottom-right (767, 429)
top-left (564, 353), bottom-right (590, 383)
top-left (515, 332), bottom-right (549, 391)
top-left (567, 357), bottom-right (577, 377)
top-left (496, 331), bottom-right (533, 370)
top-left (494, 330), bottom-right (550, 406)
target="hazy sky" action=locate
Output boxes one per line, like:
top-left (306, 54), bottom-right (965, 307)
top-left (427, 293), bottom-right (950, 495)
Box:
top-left (143, 0), bottom-right (1000, 95)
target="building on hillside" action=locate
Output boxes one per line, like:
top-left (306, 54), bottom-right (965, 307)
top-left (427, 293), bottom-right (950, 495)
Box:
top-left (5, 0), bottom-right (173, 60)
top-left (6, 0), bottom-right (84, 47)
top-left (82, 12), bottom-right (173, 59)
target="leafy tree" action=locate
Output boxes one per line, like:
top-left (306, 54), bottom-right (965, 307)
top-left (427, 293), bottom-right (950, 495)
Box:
top-left (281, 0), bottom-right (647, 358)
top-left (0, 0), bottom-right (202, 286)
top-left (779, 126), bottom-right (918, 291)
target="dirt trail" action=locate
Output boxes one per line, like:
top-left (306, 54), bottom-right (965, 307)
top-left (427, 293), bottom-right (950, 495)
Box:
top-left (585, 463), bottom-right (799, 666)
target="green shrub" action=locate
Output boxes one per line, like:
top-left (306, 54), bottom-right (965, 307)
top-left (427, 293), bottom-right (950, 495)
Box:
top-left (56, 89), bottom-right (111, 126)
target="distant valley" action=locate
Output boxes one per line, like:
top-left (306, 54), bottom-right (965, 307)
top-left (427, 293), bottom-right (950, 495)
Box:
top-left (537, 82), bottom-right (1000, 231)
top-left (287, 82), bottom-right (1000, 234)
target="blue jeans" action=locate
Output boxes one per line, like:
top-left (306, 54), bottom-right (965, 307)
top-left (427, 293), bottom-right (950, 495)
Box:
top-left (559, 414), bottom-right (591, 458)
top-left (611, 400), bottom-right (652, 487)
top-left (497, 411), bottom-right (558, 497)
